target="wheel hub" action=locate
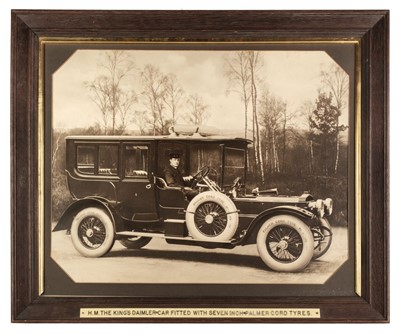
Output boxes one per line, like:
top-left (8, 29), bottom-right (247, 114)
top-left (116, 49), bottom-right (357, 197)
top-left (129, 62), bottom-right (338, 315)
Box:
top-left (205, 211), bottom-right (220, 224)
top-left (86, 228), bottom-right (94, 238)
top-left (276, 239), bottom-right (289, 251)
top-left (205, 214), bottom-right (214, 224)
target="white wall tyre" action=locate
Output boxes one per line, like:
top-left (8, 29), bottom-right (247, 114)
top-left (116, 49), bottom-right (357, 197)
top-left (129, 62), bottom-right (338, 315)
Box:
top-left (312, 218), bottom-right (333, 259)
top-left (71, 207), bottom-right (115, 257)
top-left (256, 215), bottom-right (314, 272)
top-left (185, 191), bottom-right (239, 242)
top-left (119, 236), bottom-right (152, 249)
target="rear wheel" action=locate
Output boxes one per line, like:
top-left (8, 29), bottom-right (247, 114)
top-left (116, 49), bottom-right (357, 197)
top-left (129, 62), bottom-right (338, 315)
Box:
top-left (256, 215), bottom-right (314, 272)
top-left (119, 236), bottom-right (152, 249)
top-left (70, 207), bottom-right (115, 257)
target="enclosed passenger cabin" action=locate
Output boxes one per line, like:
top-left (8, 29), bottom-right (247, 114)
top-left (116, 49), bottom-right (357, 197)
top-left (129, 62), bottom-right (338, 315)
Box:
top-left (65, 134), bottom-right (251, 196)
top-left (64, 134), bottom-right (251, 223)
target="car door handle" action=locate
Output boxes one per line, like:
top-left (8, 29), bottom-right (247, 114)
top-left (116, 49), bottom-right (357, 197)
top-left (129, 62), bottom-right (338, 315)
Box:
top-left (146, 184), bottom-right (152, 189)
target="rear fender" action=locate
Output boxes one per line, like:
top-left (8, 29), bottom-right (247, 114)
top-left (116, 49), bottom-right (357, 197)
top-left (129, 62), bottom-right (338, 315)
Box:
top-left (238, 206), bottom-right (316, 245)
top-left (52, 197), bottom-right (116, 232)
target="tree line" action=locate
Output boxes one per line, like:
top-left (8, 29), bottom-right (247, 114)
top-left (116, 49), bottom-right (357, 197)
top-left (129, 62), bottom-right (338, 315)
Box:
top-left (225, 51), bottom-right (349, 180)
top-left (79, 50), bottom-right (349, 179)
top-left (86, 50), bottom-right (210, 136)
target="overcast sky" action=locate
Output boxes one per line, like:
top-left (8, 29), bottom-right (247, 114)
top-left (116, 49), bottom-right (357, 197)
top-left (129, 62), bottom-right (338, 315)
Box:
top-left (53, 50), bottom-right (349, 133)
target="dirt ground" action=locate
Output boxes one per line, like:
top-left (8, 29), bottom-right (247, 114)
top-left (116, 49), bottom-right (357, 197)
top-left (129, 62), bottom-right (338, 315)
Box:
top-left (50, 226), bottom-right (348, 284)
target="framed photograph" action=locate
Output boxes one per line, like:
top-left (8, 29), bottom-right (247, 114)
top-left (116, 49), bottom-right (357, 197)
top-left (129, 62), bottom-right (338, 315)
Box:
top-left (11, 10), bottom-right (389, 322)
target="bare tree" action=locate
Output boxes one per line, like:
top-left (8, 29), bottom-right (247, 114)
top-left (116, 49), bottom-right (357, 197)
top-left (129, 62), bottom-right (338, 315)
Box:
top-left (320, 64), bottom-right (349, 174)
top-left (247, 51), bottom-right (264, 183)
top-left (163, 73), bottom-right (185, 127)
top-left (52, 129), bottom-right (63, 174)
top-left (224, 51), bottom-right (251, 139)
top-left (224, 51), bottom-right (264, 180)
top-left (87, 50), bottom-right (136, 135)
top-left (87, 76), bottom-right (111, 134)
top-left (105, 51), bottom-right (136, 134)
top-left (117, 90), bottom-right (137, 134)
top-left (275, 98), bottom-right (291, 172)
top-left (260, 91), bottom-right (288, 174)
top-left (141, 64), bottom-right (169, 135)
top-left (133, 110), bottom-right (150, 135)
top-left (299, 100), bottom-right (315, 173)
top-left (184, 94), bottom-right (210, 126)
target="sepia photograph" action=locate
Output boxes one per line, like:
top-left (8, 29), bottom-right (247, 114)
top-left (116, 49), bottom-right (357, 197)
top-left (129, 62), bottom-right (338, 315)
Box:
top-left (11, 9), bottom-right (390, 324)
top-left (46, 44), bottom-right (354, 295)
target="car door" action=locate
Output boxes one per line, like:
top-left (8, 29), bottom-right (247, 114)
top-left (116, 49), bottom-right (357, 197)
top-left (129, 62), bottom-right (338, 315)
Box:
top-left (117, 142), bottom-right (158, 221)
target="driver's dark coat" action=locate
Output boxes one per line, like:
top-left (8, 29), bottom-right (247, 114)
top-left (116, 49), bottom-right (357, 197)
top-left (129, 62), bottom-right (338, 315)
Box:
top-left (164, 165), bottom-right (187, 187)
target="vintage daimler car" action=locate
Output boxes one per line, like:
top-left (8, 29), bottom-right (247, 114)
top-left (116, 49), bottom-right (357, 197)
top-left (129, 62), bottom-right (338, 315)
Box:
top-left (54, 126), bottom-right (333, 272)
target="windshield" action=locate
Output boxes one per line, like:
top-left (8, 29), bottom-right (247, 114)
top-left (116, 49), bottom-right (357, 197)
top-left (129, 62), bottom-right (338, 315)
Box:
top-left (190, 143), bottom-right (222, 185)
top-left (156, 141), bottom-right (246, 187)
top-left (223, 147), bottom-right (245, 186)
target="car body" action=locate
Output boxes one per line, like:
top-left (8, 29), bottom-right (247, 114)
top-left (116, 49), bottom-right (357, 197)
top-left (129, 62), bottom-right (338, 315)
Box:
top-left (54, 128), bottom-right (333, 272)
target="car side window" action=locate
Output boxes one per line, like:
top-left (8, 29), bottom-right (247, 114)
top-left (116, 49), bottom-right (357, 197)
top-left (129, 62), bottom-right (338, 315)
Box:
top-left (124, 145), bottom-right (149, 178)
top-left (77, 145), bottom-right (95, 174)
top-left (76, 144), bottom-right (118, 176)
top-left (98, 145), bottom-right (118, 175)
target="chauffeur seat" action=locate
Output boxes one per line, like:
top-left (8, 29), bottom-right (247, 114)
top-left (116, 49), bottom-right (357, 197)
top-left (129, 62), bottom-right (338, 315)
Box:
top-left (155, 177), bottom-right (187, 207)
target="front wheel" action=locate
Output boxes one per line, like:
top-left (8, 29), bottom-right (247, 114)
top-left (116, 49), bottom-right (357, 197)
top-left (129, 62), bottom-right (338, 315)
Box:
top-left (119, 236), bottom-right (152, 249)
top-left (256, 215), bottom-right (314, 272)
top-left (70, 207), bottom-right (115, 257)
top-left (312, 218), bottom-right (333, 259)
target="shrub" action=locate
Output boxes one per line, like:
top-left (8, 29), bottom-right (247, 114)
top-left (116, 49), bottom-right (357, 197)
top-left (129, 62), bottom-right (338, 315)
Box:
top-left (52, 172), bottom-right (73, 222)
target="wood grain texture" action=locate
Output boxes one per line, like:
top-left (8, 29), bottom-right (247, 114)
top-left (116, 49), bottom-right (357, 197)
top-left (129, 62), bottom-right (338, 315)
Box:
top-left (11, 10), bottom-right (389, 322)
top-left (11, 12), bottom-right (40, 320)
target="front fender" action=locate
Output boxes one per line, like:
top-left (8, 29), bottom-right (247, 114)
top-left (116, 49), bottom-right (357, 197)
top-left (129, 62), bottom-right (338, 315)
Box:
top-left (237, 206), bottom-right (316, 245)
top-left (52, 197), bottom-right (116, 232)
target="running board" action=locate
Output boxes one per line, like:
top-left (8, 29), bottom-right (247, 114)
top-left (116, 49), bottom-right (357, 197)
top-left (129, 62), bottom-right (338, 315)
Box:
top-left (116, 231), bottom-right (232, 244)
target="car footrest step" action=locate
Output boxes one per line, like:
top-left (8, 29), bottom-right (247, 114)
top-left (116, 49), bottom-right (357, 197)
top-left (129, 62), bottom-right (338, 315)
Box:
top-left (164, 219), bottom-right (186, 223)
top-left (117, 230), bottom-right (231, 243)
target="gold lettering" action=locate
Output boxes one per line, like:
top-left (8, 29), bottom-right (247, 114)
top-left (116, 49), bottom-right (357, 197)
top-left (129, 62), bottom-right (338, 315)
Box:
top-left (80, 308), bottom-right (320, 319)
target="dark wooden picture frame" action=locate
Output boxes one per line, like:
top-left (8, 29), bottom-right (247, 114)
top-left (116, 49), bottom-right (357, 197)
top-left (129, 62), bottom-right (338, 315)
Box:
top-left (11, 10), bottom-right (389, 322)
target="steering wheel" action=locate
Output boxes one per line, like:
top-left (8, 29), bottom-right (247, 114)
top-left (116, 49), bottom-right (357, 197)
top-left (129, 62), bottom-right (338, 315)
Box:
top-left (191, 166), bottom-right (210, 188)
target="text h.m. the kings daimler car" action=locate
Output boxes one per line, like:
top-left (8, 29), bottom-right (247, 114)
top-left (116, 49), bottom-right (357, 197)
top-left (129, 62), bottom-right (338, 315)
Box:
top-left (54, 125), bottom-right (333, 272)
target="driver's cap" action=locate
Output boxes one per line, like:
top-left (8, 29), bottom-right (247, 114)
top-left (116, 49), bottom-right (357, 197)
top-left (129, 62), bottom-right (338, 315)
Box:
top-left (169, 151), bottom-right (181, 159)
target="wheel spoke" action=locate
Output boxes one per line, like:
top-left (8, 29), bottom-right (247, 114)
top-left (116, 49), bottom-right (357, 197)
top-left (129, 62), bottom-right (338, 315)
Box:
top-left (267, 225), bottom-right (303, 263)
top-left (214, 223), bottom-right (226, 233)
top-left (286, 244), bottom-right (302, 258)
top-left (198, 206), bottom-right (207, 217)
top-left (78, 216), bottom-right (106, 249)
top-left (92, 233), bottom-right (105, 242)
top-left (194, 202), bottom-right (228, 237)
top-left (269, 229), bottom-right (281, 242)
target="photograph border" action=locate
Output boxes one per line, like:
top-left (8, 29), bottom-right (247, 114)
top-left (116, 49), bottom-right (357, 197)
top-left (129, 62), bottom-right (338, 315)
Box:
top-left (11, 10), bottom-right (389, 322)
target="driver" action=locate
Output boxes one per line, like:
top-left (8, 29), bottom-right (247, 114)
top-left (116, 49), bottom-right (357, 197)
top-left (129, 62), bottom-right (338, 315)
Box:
top-left (164, 152), bottom-right (198, 200)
